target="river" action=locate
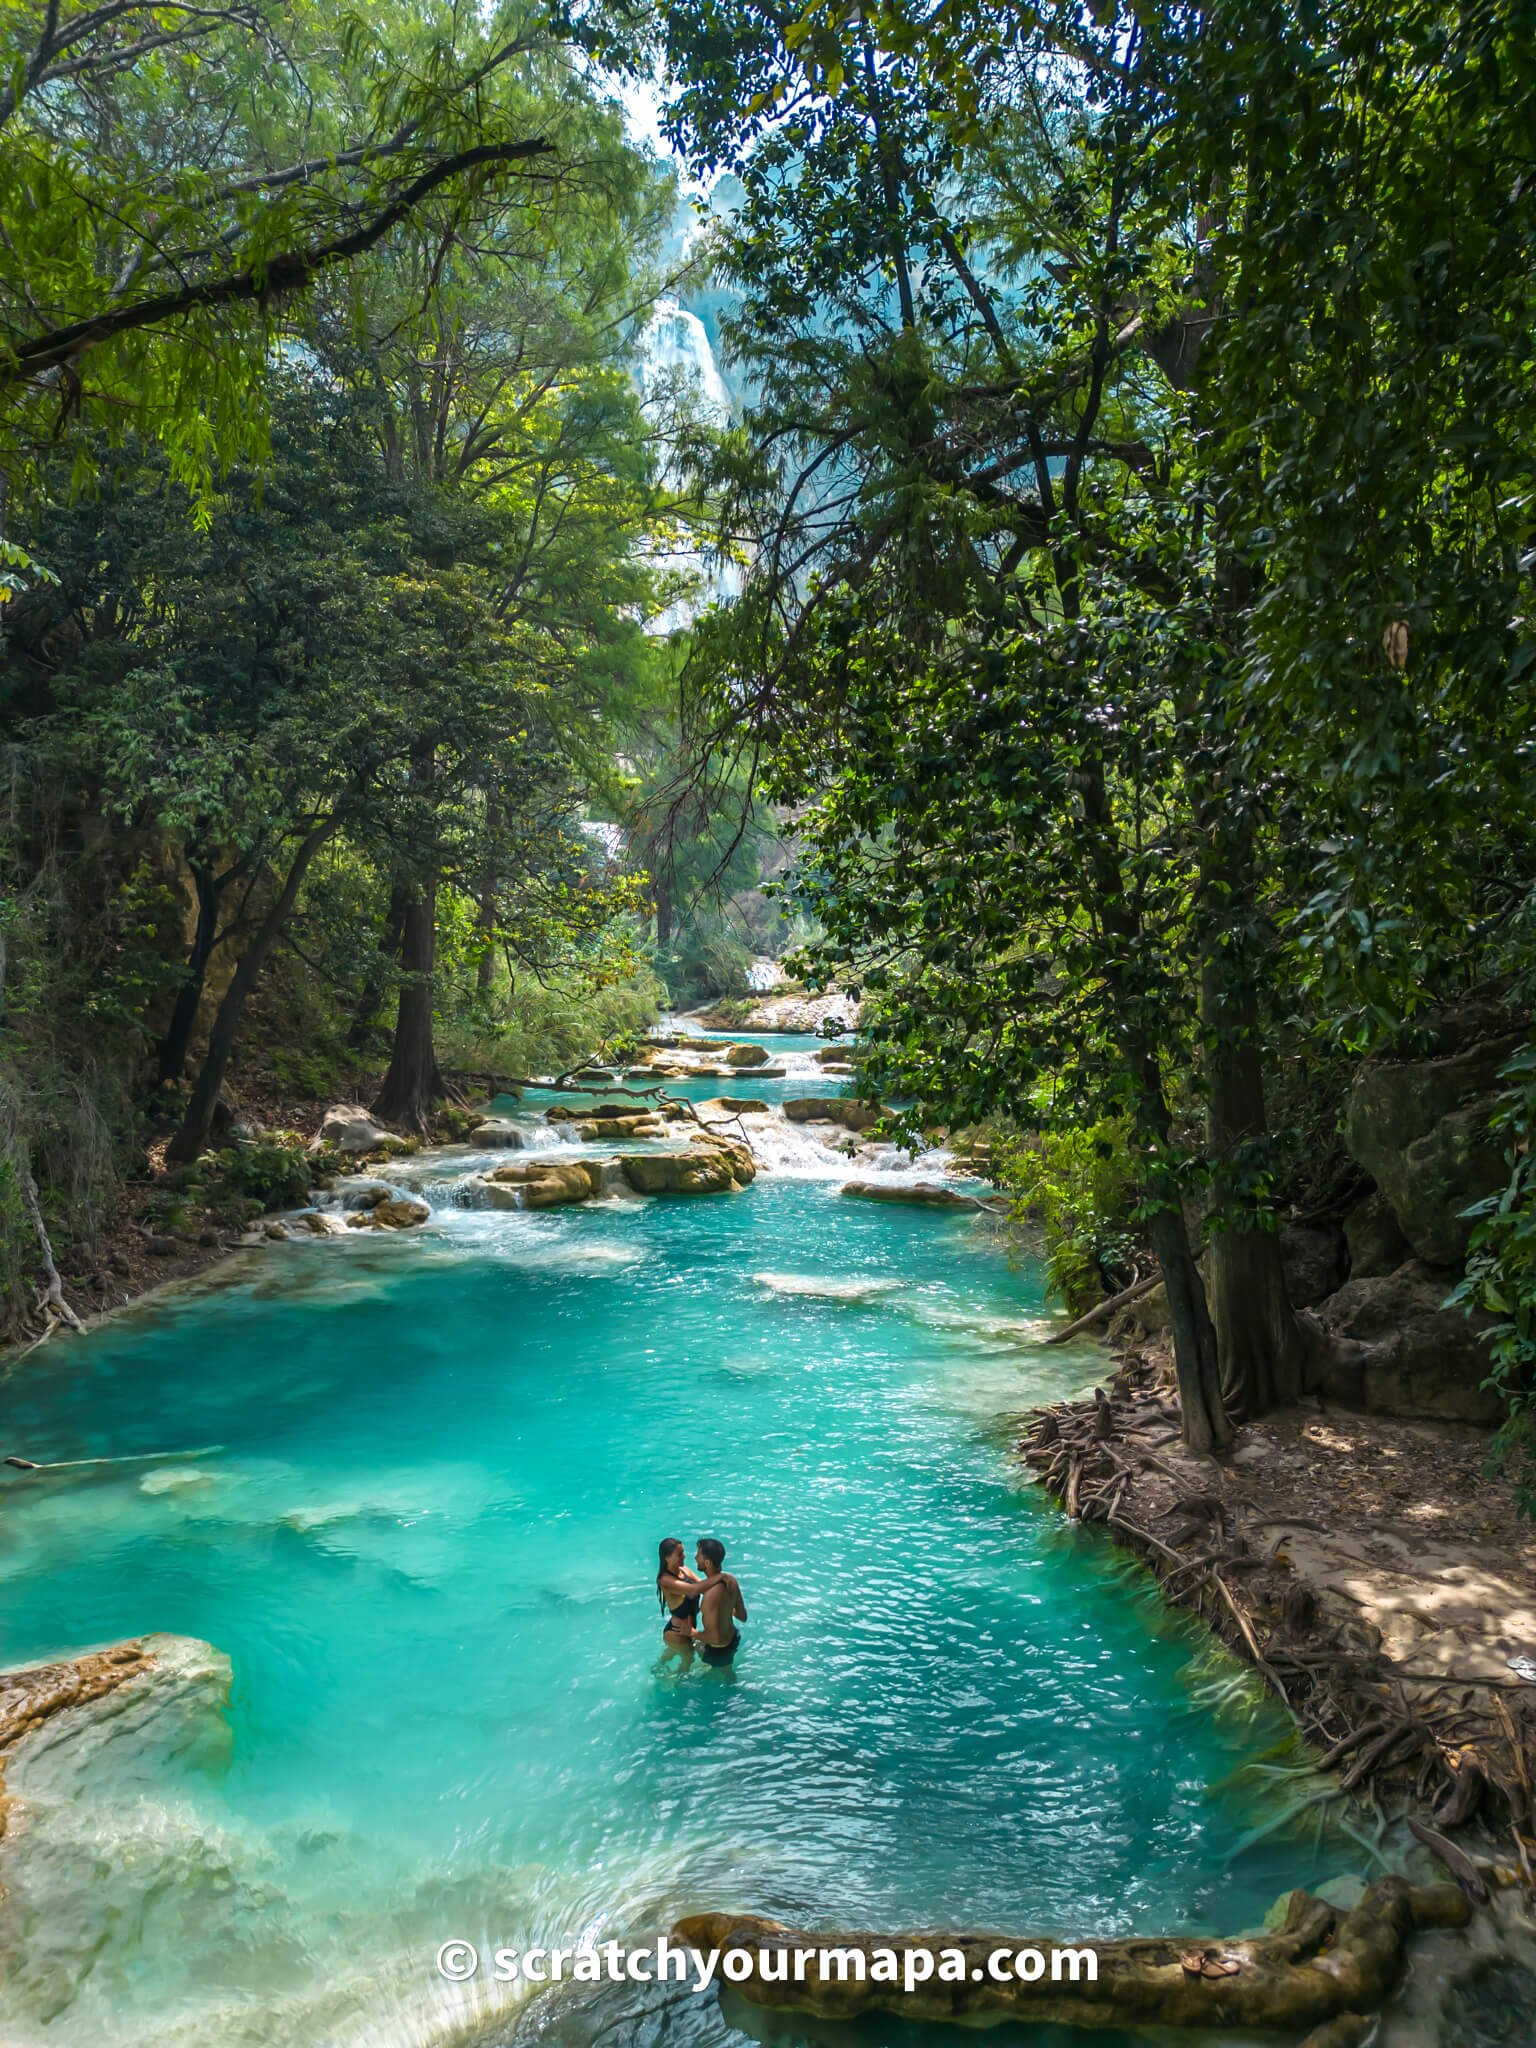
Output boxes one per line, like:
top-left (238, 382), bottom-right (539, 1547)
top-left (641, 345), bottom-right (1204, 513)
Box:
top-left (0, 1033), bottom-right (1340, 2047)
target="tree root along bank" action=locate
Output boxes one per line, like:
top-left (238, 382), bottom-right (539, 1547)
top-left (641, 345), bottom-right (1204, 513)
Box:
top-left (674, 1879), bottom-right (1470, 2031)
top-left (1021, 1349), bottom-right (1536, 1891)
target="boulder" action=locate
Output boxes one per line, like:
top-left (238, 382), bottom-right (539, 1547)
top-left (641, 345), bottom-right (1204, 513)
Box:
top-left (291, 1210), bottom-right (349, 1237)
top-left (478, 1160), bottom-right (601, 1209)
top-left (468, 1119), bottom-right (524, 1148)
top-left (575, 1114), bottom-right (670, 1141)
top-left (1279, 1221), bottom-right (1349, 1307)
top-left (698, 1097), bottom-right (772, 1117)
top-left (619, 1138), bottom-right (755, 1195)
top-left (345, 1196), bottom-right (429, 1229)
top-left (547, 1100), bottom-right (651, 1123)
top-left (310, 1103), bottom-right (391, 1156)
top-left (813, 1045), bottom-right (854, 1066)
top-left (725, 1042), bottom-right (771, 1067)
top-left (340, 1182), bottom-right (392, 1212)
top-left (840, 1180), bottom-right (978, 1210)
top-left (573, 1067), bottom-right (616, 1084)
top-left (1342, 1190), bottom-right (1413, 1280)
top-left (1312, 1262), bottom-right (1503, 1423)
top-left (1344, 1036), bottom-right (1519, 1265)
top-left (783, 1096), bottom-right (890, 1134)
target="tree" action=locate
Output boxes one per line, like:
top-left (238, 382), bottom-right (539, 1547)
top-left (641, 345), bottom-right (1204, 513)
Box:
top-left (0, 0), bottom-right (620, 538)
top-left (656, 0), bottom-right (1319, 1445)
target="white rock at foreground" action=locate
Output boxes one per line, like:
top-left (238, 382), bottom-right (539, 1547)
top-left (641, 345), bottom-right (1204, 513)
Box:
top-left (309, 1104), bottom-right (389, 1155)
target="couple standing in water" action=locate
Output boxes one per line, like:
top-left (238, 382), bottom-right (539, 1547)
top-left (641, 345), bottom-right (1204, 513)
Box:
top-left (656, 1537), bottom-right (747, 1668)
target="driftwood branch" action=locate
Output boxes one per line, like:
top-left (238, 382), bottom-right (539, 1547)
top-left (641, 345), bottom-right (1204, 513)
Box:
top-left (1044, 1270), bottom-right (1160, 1346)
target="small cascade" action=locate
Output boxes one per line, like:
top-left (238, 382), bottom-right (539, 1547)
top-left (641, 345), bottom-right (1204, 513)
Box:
top-left (744, 1111), bottom-right (955, 1183)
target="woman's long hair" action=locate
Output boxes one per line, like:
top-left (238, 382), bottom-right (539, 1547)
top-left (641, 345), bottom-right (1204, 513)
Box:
top-left (657, 1537), bottom-right (683, 1610)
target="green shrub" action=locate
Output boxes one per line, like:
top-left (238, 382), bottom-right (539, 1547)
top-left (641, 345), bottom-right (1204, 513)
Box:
top-left (214, 1138), bottom-right (313, 1214)
top-left (1001, 1122), bottom-right (1138, 1315)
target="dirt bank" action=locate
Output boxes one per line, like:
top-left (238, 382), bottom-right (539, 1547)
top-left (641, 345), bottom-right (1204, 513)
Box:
top-left (1021, 1340), bottom-right (1536, 1893)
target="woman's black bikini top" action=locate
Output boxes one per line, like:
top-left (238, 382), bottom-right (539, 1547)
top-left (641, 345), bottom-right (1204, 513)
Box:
top-left (662, 1584), bottom-right (700, 1627)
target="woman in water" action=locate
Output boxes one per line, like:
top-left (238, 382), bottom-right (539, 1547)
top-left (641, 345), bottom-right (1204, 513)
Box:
top-left (656, 1536), bottom-right (709, 1663)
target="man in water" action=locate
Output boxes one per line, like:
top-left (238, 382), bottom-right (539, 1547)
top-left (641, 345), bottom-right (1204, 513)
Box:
top-left (694, 1538), bottom-right (747, 1667)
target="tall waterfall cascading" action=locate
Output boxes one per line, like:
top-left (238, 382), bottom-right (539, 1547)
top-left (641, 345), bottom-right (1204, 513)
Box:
top-left (636, 298), bottom-right (742, 631)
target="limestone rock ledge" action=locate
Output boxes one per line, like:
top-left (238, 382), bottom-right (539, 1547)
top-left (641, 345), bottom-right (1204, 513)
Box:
top-left (0, 1635), bottom-right (226, 1843)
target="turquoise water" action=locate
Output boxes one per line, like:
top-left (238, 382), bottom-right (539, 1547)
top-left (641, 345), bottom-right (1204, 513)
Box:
top-left (0, 1054), bottom-right (1340, 2048)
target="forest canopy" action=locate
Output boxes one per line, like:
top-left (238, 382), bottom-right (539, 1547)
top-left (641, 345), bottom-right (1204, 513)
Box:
top-left (1, 0), bottom-right (1534, 1499)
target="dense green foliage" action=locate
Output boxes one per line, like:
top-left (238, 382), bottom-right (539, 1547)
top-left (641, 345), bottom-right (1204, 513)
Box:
top-left (655, 0), bottom-right (1535, 1456)
top-left (0, 0), bottom-right (717, 1337)
top-left (2, 0), bottom-right (1533, 1493)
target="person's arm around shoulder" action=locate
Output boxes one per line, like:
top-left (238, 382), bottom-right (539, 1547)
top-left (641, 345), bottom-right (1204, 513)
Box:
top-left (726, 1573), bottom-right (747, 1622)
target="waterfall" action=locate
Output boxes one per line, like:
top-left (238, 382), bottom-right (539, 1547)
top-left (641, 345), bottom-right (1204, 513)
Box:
top-left (636, 298), bottom-right (741, 629)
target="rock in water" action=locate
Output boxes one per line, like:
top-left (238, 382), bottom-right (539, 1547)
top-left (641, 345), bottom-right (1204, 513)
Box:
top-left (370, 1198), bottom-right (430, 1230)
top-left (468, 1119), bottom-right (523, 1148)
top-left (698, 1097), bottom-right (772, 1117)
top-left (839, 1181), bottom-right (978, 1209)
top-left (546, 1100), bottom-right (651, 1123)
top-left (725, 1042), bottom-right (771, 1067)
top-left (474, 1161), bottom-right (602, 1209)
top-left (574, 1114), bottom-right (670, 1141)
top-left (291, 1210), bottom-right (349, 1237)
top-left (310, 1103), bottom-right (391, 1156)
top-left (619, 1138), bottom-right (756, 1195)
top-left (783, 1096), bottom-right (890, 1134)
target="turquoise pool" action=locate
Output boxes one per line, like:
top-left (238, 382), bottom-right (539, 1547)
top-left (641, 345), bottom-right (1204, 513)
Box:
top-left (0, 1066), bottom-right (1338, 2048)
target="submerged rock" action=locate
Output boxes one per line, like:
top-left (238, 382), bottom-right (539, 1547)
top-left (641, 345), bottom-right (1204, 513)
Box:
top-left (784, 1096), bottom-right (890, 1134)
top-left (839, 1180), bottom-right (978, 1209)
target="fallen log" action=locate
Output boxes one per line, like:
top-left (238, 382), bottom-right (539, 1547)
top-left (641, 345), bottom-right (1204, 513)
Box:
top-left (1043, 1270), bottom-right (1160, 1346)
top-left (673, 1878), bottom-right (1469, 2030)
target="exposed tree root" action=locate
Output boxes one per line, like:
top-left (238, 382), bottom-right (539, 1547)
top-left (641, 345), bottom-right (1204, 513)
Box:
top-left (17, 1167), bottom-right (83, 1346)
top-left (1020, 1350), bottom-right (1536, 1891)
top-left (673, 1878), bottom-right (1469, 2028)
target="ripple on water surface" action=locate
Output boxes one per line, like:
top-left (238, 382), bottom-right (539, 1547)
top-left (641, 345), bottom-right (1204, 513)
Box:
top-left (0, 1161), bottom-right (1341, 2048)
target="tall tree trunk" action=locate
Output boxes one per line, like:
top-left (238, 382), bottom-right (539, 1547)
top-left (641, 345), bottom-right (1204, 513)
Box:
top-left (156, 858), bottom-right (222, 1087)
top-left (653, 870), bottom-right (673, 950)
top-left (347, 877), bottom-right (410, 1053)
top-left (167, 820), bottom-right (338, 1163)
top-left (1202, 956), bottom-right (1312, 1417)
top-left (1147, 1203), bottom-right (1229, 1452)
top-left (475, 797), bottom-right (501, 999)
top-left (372, 873), bottom-right (445, 1132)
